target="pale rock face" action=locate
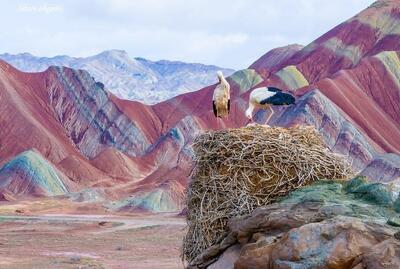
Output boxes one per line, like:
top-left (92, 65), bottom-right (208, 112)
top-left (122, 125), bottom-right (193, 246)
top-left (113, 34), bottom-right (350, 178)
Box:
top-left (360, 154), bottom-right (400, 182)
top-left (0, 50), bottom-right (235, 104)
top-left (49, 66), bottom-right (151, 158)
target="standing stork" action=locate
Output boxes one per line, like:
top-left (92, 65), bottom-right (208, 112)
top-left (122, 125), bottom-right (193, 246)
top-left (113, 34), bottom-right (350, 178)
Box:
top-left (212, 71), bottom-right (230, 118)
top-left (245, 87), bottom-right (295, 125)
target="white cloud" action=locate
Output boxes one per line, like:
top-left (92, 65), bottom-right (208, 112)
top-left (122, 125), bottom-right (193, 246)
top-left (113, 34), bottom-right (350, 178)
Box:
top-left (0, 0), bottom-right (375, 69)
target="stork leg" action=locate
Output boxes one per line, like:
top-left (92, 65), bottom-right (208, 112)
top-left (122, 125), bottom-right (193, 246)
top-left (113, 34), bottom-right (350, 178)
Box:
top-left (265, 106), bottom-right (274, 126)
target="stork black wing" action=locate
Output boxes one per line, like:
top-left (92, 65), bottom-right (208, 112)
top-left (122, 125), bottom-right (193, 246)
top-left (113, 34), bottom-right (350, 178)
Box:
top-left (260, 92), bottom-right (295, 105)
top-left (267, 87), bottom-right (283, 93)
top-left (213, 101), bottom-right (218, 117)
top-left (227, 99), bottom-right (230, 114)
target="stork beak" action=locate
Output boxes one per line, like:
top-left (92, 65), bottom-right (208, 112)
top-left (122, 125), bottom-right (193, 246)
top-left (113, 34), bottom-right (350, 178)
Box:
top-left (246, 118), bottom-right (252, 125)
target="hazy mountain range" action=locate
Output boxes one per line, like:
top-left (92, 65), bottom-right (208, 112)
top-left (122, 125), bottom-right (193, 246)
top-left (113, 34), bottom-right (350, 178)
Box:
top-left (0, 50), bottom-right (235, 104)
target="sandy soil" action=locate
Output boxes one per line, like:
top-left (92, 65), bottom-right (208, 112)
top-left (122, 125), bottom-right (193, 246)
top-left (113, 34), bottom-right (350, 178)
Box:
top-left (0, 199), bottom-right (186, 269)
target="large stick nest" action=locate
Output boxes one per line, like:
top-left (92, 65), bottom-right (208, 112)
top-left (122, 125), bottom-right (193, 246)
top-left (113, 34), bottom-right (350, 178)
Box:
top-left (182, 125), bottom-right (352, 264)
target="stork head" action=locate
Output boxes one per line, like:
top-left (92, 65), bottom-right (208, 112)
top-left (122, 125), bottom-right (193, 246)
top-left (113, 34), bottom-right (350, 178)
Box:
top-left (217, 71), bottom-right (224, 82)
top-left (245, 106), bottom-right (253, 123)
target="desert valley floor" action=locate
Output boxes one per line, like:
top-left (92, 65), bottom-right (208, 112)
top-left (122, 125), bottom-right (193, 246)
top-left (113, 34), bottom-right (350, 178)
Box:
top-left (0, 199), bottom-right (184, 269)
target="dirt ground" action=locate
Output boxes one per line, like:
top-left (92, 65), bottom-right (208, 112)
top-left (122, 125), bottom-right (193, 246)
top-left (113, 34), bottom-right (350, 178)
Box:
top-left (0, 199), bottom-right (186, 269)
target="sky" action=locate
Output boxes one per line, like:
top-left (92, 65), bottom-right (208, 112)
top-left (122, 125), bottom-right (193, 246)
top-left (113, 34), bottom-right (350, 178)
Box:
top-left (0, 0), bottom-right (375, 69)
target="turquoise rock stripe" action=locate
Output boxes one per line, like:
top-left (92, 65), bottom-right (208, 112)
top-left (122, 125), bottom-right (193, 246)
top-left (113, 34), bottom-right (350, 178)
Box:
top-left (0, 150), bottom-right (68, 196)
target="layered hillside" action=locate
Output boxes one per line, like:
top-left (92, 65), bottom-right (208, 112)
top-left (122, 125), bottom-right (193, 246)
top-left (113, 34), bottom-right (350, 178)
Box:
top-left (0, 0), bottom-right (399, 210)
top-left (0, 50), bottom-right (235, 104)
top-left (0, 150), bottom-right (69, 198)
top-left (0, 62), bottom-right (188, 209)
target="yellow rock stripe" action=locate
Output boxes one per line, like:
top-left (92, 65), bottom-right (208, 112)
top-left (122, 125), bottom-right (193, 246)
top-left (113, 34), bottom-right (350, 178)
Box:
top-left (375, 51), bottom-right (400, 87)
top-left (356, 13), bottom-right (400, 39)
top-left (323, 37), bottom-right (362, 64)
top-left (276, 65), bottom-right (309, 90)
top-left (229, 69), bottom-right (263, 94)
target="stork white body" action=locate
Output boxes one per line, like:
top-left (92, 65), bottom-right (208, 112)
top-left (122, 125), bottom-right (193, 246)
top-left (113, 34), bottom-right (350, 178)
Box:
top-left (245, 87), bottom-right (295, 124)
top-left (246, 88), bottom-right (275, 114)
top-left (212, 71), bottom-right (230, 118)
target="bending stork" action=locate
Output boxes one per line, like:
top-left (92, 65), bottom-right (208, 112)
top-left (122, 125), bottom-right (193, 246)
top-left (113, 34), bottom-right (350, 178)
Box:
top-left (245, 87), bottom-right (295, 125)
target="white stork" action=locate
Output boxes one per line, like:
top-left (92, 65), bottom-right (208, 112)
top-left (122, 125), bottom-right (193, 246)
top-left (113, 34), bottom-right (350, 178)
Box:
top-left (245, 87), bottom-right (295, 124)
top-left (212, 71), bottom-right (230, 118)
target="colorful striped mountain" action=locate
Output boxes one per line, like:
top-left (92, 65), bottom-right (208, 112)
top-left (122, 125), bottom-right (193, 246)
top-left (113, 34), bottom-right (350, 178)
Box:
top-left (0, 0), bottom-right (399, 211)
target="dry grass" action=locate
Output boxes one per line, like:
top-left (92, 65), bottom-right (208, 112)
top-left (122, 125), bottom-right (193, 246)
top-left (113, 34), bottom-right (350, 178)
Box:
top-left (182, 125), bottom-right (352, 264)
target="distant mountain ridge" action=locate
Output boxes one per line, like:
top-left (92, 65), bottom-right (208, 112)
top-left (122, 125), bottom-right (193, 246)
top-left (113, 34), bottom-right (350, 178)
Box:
top-left (0, 50), bottom-right (235, 104)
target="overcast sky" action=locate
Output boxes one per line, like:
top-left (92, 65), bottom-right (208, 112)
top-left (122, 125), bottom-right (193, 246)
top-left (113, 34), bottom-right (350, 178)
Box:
top-left (0, 0), bottom-right (374, 69)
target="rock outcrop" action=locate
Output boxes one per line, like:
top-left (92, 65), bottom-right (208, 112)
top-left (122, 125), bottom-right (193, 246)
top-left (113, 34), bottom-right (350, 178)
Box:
top-left (190, 178), bottom-right (400, 269)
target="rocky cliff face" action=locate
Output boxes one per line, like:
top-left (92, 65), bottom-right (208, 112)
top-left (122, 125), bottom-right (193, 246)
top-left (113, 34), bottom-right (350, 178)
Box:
top-left (49, 66), bottom-right (150, 158)
top-left (191, 178), bottom-right (400, 269)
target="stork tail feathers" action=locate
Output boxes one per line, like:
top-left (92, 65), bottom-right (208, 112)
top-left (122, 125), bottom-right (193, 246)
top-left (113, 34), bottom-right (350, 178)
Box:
top-left (267, 87), bottom-right (282, 92)
top-left (260, 92), bottom-right (295, 105)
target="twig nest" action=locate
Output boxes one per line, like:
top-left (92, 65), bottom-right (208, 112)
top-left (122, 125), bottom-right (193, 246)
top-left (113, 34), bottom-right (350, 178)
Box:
top-left (182, 125), bottom-right (352, 264)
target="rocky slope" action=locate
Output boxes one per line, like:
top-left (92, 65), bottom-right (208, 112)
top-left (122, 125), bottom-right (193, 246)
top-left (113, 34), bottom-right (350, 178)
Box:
top-left (0, 60), bottom-right (191, 211)
top-left (191, 178), bottom-right (400, 269)
top-left (0, 50), bottom-right (235, 104)
top-left (0, 0), bottom-right (399, 211)
top-left (148, 0), bottom-right (400, 177)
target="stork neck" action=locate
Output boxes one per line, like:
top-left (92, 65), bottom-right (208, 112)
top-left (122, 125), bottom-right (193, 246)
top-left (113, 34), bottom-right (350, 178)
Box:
top-left (245, 104), bottom-right (254, 118)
